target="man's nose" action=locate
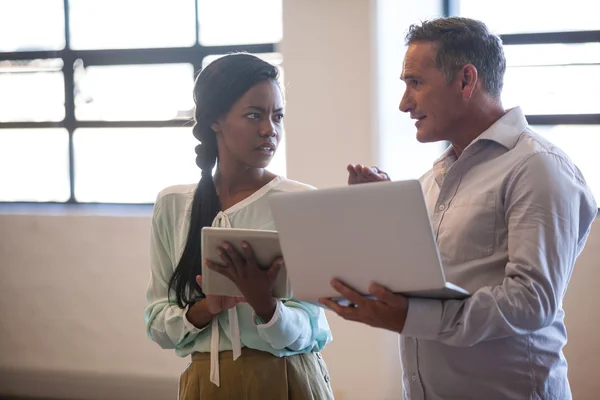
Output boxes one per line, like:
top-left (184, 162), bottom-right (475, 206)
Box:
top-left (399, 91), bottom-right (413, 113)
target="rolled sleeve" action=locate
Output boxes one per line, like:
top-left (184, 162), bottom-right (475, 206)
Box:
top-left (401, 298), bottom-right (443, 338)
top-left (253, 299), bottom-right (332, 352)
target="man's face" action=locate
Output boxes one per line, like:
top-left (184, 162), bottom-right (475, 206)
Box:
top-left (399, 42), bottom-right (464, 143)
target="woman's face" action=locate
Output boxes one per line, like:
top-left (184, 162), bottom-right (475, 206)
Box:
top-left (213, 80), bottom-right (284, 170)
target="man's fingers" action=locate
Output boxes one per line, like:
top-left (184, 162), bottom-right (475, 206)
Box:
top-left (330, 279), bottom-right (366, 305)
top-left (359, 165), bottom-right (390, 182)
top-left (348, 164), bottom-right (361, 184)
top-left (362, 166), bottom-right (382, 181)
top-left (368, 282), bottom-right (406, 307)
top-left (319, 297), bottom-right (361, 321)
top-left (319, 298), bottom-right (343, 313)
top-left (347, 164), bottom-right (358, 176)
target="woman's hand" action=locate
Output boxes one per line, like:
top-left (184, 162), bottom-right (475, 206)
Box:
top-left (185, 275), bottom-right (245, 329)
top-left (205, 242), bottom-right (283, 322)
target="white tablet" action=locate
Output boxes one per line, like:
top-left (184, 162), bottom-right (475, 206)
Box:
top-left (200, 227), bottom-right (292, 299)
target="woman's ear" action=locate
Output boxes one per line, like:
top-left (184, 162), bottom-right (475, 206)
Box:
top-left (211, 122), bottom-right (221, 133)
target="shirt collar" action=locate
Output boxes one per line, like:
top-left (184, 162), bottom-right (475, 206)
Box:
top-left (433, 106), bottom-right (528, 164)
top-left (471, 106), bottom-right (528, 150)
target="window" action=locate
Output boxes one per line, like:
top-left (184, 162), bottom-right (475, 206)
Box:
top-left (451, 0), bottom-right (600, 201)
top-left (0, 0), bottom-right (284, 204)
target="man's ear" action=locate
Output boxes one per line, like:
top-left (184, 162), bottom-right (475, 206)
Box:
top-left (459, 64), bottom-right (478, 99)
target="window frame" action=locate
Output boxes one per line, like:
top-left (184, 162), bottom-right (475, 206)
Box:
top-left (444, 0), bottom-right (600, 126)
top-left (443, 0), bottom-right (600, 209)
top-left (0, 0), bottom-right (277, 205)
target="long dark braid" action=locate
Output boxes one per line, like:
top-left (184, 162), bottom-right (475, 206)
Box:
top-left (167, 53), bottom-right (280, 308)
top-left (167, 124), bottom-right (220, 308)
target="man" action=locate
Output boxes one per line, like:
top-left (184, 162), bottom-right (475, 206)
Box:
top-left (320, 17), bottom-right (598, 399)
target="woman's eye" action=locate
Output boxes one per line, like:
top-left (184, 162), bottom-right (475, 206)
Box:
top-left (274, 113), bottom-right (284, 122)
top-left (246, 113), bottom-right (260, 120)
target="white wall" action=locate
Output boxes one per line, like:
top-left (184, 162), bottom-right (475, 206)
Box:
top-left (1, 1), bottom-right (599, 400)
top-left (281, 0), bottom-right (378, 188)
top-left (0, 214), bottom-right (184, 399)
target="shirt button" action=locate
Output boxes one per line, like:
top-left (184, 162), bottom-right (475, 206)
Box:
top-left (411, 374), bottom-right (417, 382)
top-left (325, 375), bottom-right (330, 382)
top-left (438, 204), bottom-right (446, 211)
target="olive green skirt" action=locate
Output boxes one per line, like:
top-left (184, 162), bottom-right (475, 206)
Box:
top-left (178, 348), bottom-right (334, 400)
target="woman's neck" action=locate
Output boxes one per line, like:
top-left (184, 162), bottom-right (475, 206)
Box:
top-left (213, 162), bottom-right (276, 199)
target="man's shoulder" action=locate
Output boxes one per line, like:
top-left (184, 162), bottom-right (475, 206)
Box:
top-left (513, 128), bottom-right (571, 163)
top-left (511, 128), bottom-right (582, 179)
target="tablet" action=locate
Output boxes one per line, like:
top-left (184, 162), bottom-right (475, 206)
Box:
top-left (200, 227), bottom-right (292, 299)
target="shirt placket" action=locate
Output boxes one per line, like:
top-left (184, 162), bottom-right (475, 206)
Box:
top-left (411, 155), bottom-right (463, 399)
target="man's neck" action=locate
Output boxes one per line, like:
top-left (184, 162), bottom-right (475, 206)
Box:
top-left (451, 99), bottom-right (506, 157)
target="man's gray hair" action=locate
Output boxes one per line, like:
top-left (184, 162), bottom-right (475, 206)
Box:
top-left (405, 17), bottom-right (506, 98)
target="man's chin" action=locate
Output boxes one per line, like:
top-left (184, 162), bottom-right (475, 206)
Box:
top-left (416, 129), bottom-right (446, 144)
top-left (415, 131), bottom-right (435, 143)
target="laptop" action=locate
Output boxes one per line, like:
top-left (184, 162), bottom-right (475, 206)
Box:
top-left (268, 179), bottom-right (469, 302)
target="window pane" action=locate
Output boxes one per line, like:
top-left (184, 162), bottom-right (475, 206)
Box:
top-left (74, 62), bottom-right (194, 121)
top-left (69, 0), bottom-right (196, 50)
top-left (0, 59), bottom-right (65, 122)
top-left (502, 43), bottom-right (600, 115)
top-left (0, 129), bottom-right (70, 202)
top-left (74, 128), bottom-right (199, 203)
top-left (74, 127), bottom-right (288, 203)
top-left (0, 0), bottom-right (65, 51)
top-left (533, 125), bottom-right (600, 202)
top-left (504, 43), bottom-right (600, 67)
top-left (458, 0), bottom-right (600, 34)
top-left (198, 0), bottom-right (282, 46)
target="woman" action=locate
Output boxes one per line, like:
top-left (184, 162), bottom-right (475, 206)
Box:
top-left (144, 53), bottom-right (334, 400)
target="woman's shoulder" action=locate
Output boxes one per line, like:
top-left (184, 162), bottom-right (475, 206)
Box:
top-left (154, 183), bottom-right (197, 212)
top-left (270, 177), bottom-right (317, 194)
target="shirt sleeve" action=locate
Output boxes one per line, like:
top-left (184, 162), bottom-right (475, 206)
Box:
top-left (402, 152), bottom-right (598, 345)
top-left (144, 196), bottom-right (208, 350)
top-left (252, 299), bottom-right (333, 352)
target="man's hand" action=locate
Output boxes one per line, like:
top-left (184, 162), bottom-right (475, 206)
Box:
top-left (205, 242), bottom-right (282, 322)
top-left (347, 164), bottom-right (390, 185)
top-left (319, 279), bottom-right (408, 333)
